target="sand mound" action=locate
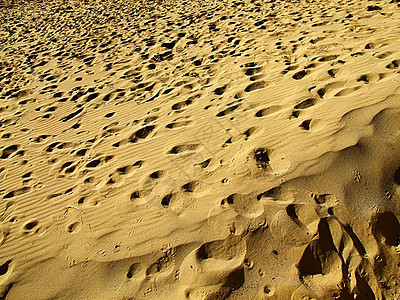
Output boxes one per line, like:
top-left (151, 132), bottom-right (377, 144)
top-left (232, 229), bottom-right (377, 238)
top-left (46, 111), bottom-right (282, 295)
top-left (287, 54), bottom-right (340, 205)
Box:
top-left (1, 0), bottom-right (400, 298)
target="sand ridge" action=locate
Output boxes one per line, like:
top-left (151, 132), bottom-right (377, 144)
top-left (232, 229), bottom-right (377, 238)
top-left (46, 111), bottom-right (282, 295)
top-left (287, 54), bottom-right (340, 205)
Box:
top-left (1, 0), bottom-right (400, 298)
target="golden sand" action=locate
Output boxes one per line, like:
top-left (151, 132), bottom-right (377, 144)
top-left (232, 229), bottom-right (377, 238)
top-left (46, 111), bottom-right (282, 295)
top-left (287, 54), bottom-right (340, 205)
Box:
top-left (1, 0), bottom-right (400, 298)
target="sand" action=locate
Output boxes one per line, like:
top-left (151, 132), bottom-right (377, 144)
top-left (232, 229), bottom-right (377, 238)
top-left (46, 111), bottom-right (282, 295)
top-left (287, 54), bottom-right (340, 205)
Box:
top-left (1, 0), bottom-right (400, 298)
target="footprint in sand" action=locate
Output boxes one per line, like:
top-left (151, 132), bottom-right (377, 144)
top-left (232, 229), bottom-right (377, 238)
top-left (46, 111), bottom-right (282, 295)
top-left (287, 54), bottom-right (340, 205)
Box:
top-left (179, 235), bottom-right (246, 298)
top-left (0, 259), bottom-right (14, 298)
top-left (168, 143), bottom-right (202, 155)
top-left (294, 216), bottom-right (369, 299)
top-left (270, 203), bottom-right (320, 246)
top-left (220, 193), bottom-right (264, 218)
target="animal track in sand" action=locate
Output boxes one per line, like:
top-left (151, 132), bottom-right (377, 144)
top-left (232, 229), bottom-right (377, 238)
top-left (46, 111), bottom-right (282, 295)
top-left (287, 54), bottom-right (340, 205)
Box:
top-left (255, 106), bottom-right (281, 118)
top-left (84, 155), bottom-right (114, 170)
top-left (254, 147), bottom-right (271, 170)
top-left (294, 98), bottom-right (318, 110)
top-left (0, 260), bottom-right (12, 278)
top-left (172, 99), bottom-right (194, 111)
top-left (0, 258), bottom-right (14, 295)
top-left (179, 235), bottom-right (246, 296)
top-left (168, 143), bottom-right (201, 155)
top-left (3, 187), bottom-right (31, 200)
top-left (240, 61), bottom-right (263, 76)
top-left (161, 193), bottom-right (175, 207)
top-left (0, 144), bottom-right (17, 160)
top-left (146, 247), bottom-right (175, 277)
top-left (334, 86), bottom-right (362, 97)
top-left (315, 81), bottom-right (346, 98)
top-left (221, 193), bottom-right (264, 218)
top-left (223, 127), bottom-right (264, 148)
top-left (44, 141), bottom-right (76, 153)
top-left (0, 260), bottom-right (13, 299)
top-left (130, 189), bottom-right (152, 204)
top-left (271, 203), bottom-right (319, 246)
top-left (318, 54), bottom-right (339, 62)
top-left (299, 118), bottom-right (326, 131)
top-left (112, 161), bottom-right (143, 178)
top-left (126, 263), bottom-right (141, 279)
top-left (216, 104), bottom-right (240, 117)
top-left (59, 107), bottom-right (84, 122)
top-left (0, 225), bottom-right (10, 246)
top-left (257, 186), bottom-right (296, 202)
top-left (129, 125), bottom-right (155, 143)
top-left (165, 120), bottom-right (193, 129)
top-left (22, 220), bottom-right (43, 235)
top-left (244, 80), bottom-right (267, 92)
top-left (66, 222), bottom-right (81, 234)
top-left (214, 85), bottom-right (228, 96)
top-left (285, 204), bottom-right (320, 232)
top-left (385, 59), bottom-right (400, 69)
top-left (294, 216), bottom-right (369, 298)
top-left (371, 211), bottom-right (400, 246)
top-left (181, 180), bottom-right (211, 197)
top-left (357, 73), bottom-right (387, 83)
top-left (292, 70), bottom-right (309, 80)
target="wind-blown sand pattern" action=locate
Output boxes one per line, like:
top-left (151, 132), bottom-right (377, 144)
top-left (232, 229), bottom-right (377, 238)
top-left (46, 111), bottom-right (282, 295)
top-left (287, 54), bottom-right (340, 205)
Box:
top-left (1, 0), bottom-right (400, 298)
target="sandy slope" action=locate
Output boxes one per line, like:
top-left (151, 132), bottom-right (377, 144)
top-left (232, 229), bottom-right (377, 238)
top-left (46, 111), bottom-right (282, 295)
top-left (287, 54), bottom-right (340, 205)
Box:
top-left (1, 0), bottom-right (400, 298)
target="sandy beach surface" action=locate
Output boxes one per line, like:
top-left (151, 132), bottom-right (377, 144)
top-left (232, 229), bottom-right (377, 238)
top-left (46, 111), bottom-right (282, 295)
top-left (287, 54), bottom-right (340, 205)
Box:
top-left (1, 0), bottom-right (400, 298)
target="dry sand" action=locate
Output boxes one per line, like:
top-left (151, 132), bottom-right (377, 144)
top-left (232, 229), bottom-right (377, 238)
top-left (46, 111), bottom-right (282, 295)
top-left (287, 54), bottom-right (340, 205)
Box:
top-left (1, 0), bottom-right (400, 298)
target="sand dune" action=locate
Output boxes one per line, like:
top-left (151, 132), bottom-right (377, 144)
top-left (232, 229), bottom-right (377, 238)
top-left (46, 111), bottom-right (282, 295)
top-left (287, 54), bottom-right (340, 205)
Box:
top-left (1, 0), bottom-right (400, 298)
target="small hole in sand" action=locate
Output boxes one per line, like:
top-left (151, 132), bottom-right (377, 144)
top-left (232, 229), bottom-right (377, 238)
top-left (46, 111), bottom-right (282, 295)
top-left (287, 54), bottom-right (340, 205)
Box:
top-left (25, 221), bottom-right (38, 230)
top-left (264, 286), bottom-right (271, 294)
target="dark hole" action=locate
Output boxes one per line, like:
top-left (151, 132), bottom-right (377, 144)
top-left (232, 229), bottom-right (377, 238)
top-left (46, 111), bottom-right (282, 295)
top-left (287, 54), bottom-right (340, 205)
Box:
top-left (134, 125), bottom-right (155, 139)
top-left (86, 159), bottom-right (101, 168)
top-left (294, 98), bottom-right (316, 110)
top-left (197, 244), bottom-right (211, 259)
top-left (300, 119), bottom-right (311, 130)
top-left (22, 172), bottom-right (32, 178)
top-left (182, 182), bottom-right (195, 192)
top-left (200, 159), bottom-right (210, 168)
top-left (150, 171), bottom-right (162, 179)
top-left (61, 161), bottom-right (73, 170)
top-left (25, 221), bottom-right (38, 230)
top-left (214, 86), bottom-right (226, 95)
top-left (3, 191), bottom-right (14, 199)
top-left (317, 88), bottom-right (326, 98)
top-left (227, 194), bottom-right (235, 204)
top-left (133, 160), bottom-right (144, 167)
top-left (0, 260), bottom-right (11, 276)
top-left (254, 148), bottom-right (270, 168)
top-left (127, 263), bottom-right (140, 279)
top-left (292, 70), bottom-right (307, 80)
top-left (161, 194), bottom-right (172, 206)
top-left (76, 149), bottom-right (87, 156)
top-left (117, 166), bottom-right (128, 174)
top-left (286, 204), bottom-right (298, 219)
top-left (130, 191), bottom-right (140, 199)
